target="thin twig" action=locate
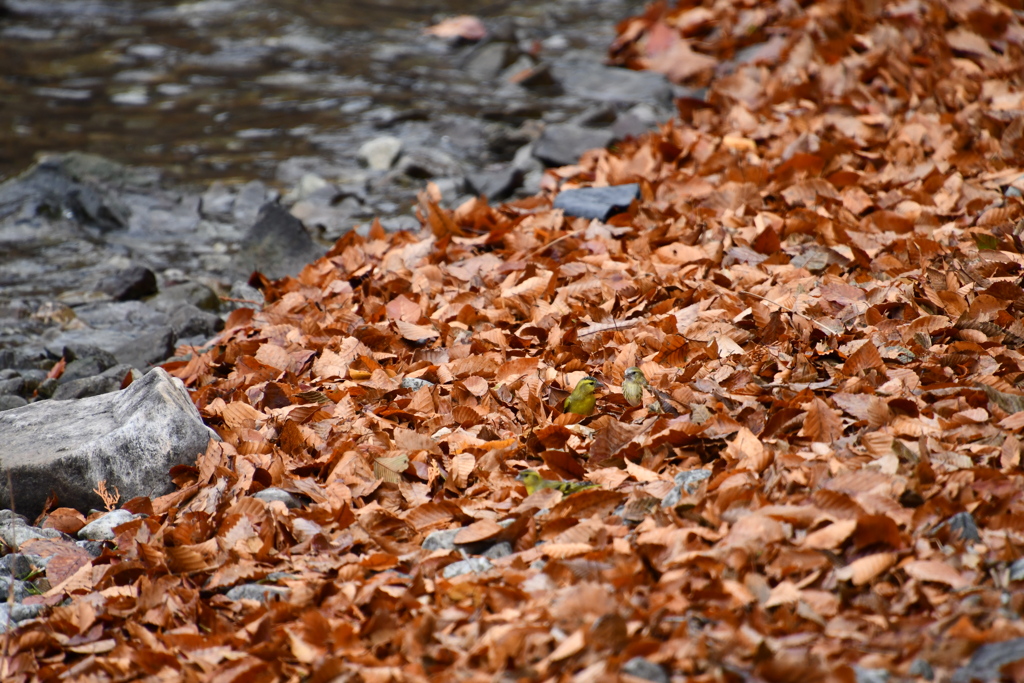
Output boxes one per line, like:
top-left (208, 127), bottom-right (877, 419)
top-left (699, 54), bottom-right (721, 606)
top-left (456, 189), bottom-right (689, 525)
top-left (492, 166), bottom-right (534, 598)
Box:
top-left (739, 290), bottom-right (839, 335)
top-left (527, 228), bottom-right (583, 258)
top-left (577, 318), bottom-right (645, 337)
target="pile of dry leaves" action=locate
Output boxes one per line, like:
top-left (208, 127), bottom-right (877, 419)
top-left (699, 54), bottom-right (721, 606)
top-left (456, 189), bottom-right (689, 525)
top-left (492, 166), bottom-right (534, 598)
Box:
top-left (5, 0), bottom-right (1024, 680)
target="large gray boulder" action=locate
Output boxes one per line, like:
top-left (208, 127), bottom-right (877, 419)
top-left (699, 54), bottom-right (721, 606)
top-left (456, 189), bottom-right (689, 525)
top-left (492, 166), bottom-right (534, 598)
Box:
top-left (0, 368), bottom-right (215, 518)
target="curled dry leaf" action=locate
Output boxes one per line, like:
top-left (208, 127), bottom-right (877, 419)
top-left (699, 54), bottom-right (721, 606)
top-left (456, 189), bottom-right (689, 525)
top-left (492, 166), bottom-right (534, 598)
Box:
top-left (835, 553), bottom-right (897, 586)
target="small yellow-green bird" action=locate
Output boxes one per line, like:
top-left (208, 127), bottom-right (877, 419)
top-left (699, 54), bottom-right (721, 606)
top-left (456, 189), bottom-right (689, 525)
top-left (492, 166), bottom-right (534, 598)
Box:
top-left (622, 366), bottom-right (648, 407)
top-left (516, 470), bottom-right (598, 496)
top-left (563, 376), bottom-right (602, 415)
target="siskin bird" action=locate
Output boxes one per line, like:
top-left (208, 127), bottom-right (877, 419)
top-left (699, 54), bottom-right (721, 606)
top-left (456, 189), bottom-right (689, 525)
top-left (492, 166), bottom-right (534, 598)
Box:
top-left (622, 366), bottom-right (648, 407)
top-left (517, 470), bottom-right (598, 496)
top-left (563, 376), bottom-right (602, 415)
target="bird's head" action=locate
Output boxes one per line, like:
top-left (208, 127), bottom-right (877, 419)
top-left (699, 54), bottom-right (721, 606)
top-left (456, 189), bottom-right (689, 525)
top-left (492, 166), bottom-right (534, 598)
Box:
top-left (624, 366), bottom-right (646, 383)
top-left (575, 376), bottom-right (602, 394)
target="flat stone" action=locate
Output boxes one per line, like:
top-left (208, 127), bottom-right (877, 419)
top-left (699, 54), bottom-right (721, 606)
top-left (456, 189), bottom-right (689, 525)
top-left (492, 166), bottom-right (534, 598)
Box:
top-left (550, 59), bottom-right (673, 108)
top-left (552, 183), bottom-right (640, 220)
top-left (533, 124), bottom-right (615, 167)
top-left (0, 368), bottom-right (216, 518)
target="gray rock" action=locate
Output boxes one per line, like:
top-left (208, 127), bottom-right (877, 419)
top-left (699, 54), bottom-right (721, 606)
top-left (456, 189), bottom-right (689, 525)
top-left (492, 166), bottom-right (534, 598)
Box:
top-left (224, 281), bottom-right (265, 312)
top-left (481, 541), bottom-right (513, 560)
top-left (53, 374), bottom-right (124, 400)
top-left (0, 153), bottom-right (129, 231)
top-left (237, 202), bottom-right (326, 280)
top-left (78, 509), bottom-right (139, 541)
top-left (442, 557), bottom-right (493, 578)
top-left (59, 354), bottom-right (118, 385)
top-left (0, 396), bottom-right (27, 412)
top-left (168, 304), bottom-right (223, 339)
top-left (467, 167), bottom-right (523, 202)
top-left (854, 666), bottom-right (889, 683)
top-left (98, 265), bottom-right (158, 301)
top-left (663, 469), bottom-right (713, 508)
top-left (464, 42), bottom-right (520, 80)
top-left (947, 511), bottom-right (981, 543)
top-left (35, 378), bottom-right (58, 399)
top-left (233, 180), bottom-right (269, 227)
top-left (252, 488), bottom-right (302, 509)
top-left (550, 59), bottom-right (673, 109)
top-left (952, 638), bottom-right (1024, 682)
top-left (0, 368), bottom-right (216, 518)
top-left (621, 657), bottom-right (669, 683)
top-left (0, 576), bottom-right (36, 604)
top-left (1010, 558), bottom-right (1024, 582)
top-left (0, 553), bottom-right (40, 580)
top-left (200, 181), bottom-right (235, 221)
top-left (0, 377), bottom-right (25, 396)
top-left (148, 282), bottom-right (221, 313)
top-left (401, 377), bottom-right (434, 391)
top-left (533, 125), bottom-right (615, 167)
top-left (112, 325), bottom-right (175, 369)
top-left (395, 148), bottom-right (463, 180)
top-left (0, 602), bottom-right (45, 632)
top-left (674, 469), bottom-right (712, 494)
top-left (909, 658), bottom-right (934, 680)
top-left (358, 136), bottom-right (403, 171)
top-left (553, 183), bottom-right (640, 221)
top-left (225, 583), bottom-right (290, 602)
top-left (0, 517), bottom-right (63, 550)
top-left (422, 528), bottom-right (460, 551)
top-left (76, 540), bottom-right (105, 557)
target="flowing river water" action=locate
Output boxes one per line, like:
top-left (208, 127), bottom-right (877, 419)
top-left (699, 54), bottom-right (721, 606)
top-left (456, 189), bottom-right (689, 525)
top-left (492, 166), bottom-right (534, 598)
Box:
top-left (0, 0), bottom-right (642, 187)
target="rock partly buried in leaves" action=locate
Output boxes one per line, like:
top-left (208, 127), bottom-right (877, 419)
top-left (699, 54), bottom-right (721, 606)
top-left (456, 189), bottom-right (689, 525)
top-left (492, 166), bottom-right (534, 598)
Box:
top-left (77, 509), bottom-right (139, 541)
top-left (553, 183), bottom-right (640, 221)
top-left (0, 368), bottom-right (216, 519)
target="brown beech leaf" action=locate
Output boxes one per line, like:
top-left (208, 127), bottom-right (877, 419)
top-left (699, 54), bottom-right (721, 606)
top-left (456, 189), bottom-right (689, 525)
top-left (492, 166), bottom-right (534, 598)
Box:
top-left (799, 398), bottom-right (843, 444)
top-left (835, 553), bottom-right (896, 586)
top-left (454, 519), bottom-right (503, 545)
top-left (903, 560), bottom-right (970, 590)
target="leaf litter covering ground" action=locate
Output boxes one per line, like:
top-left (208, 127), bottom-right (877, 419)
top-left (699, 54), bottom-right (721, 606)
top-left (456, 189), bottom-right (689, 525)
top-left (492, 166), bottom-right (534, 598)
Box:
top-left (8, 0), bottom-right (1024, 680)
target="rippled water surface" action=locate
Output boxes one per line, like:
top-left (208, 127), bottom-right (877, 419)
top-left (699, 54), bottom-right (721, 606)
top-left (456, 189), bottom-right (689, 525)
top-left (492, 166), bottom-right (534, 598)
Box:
top-left (0, 0), bottom-right (636, 186)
